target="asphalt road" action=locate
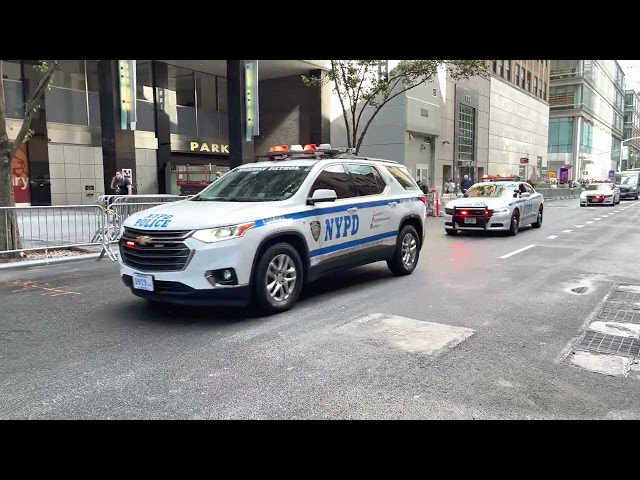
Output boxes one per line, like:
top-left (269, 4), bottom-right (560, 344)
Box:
top-left (2, 197), bottom-right (640, 419)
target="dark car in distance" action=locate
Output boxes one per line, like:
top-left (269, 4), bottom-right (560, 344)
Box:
top-left (615, 170), bottom-right (640, 200)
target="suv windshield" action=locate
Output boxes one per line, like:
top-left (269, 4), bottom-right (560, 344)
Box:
top-left (193, 165), bottom-right (313, 202)
top-left (463, 184), bottom-right (509, 197)
top-left (616, 174), bottom-right (638, 186)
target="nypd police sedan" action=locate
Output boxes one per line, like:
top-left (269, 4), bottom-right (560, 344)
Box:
top-left (118, 146), bottom-right (427, 314)
top-left (444, 177), bottom-right (543, 236)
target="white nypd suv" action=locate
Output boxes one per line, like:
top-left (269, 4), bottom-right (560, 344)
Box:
top-left (443, 175), bottom-right (544, 236)
top-left (119, 144), bottom-right (427, 314)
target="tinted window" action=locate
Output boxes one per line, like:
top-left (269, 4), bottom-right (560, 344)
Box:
top-left (310, 165), bottom-right (355, 199)
top-left (194, 165), bottom-right (312, 202)
top-left (586, 184), bottom-right (611, 191)
top-left (385, 166), bottom-right (420, 190)
top-left (524, 184), bottom-right (535, 194)
top-left (346, 164), bottom-right (385, 196)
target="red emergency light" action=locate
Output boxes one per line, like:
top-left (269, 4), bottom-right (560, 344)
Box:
top-left (269, 145), bottom-right (289, 153)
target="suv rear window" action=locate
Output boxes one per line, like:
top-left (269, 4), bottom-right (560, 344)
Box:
top-left (385, 166), bottom-right (420, 190)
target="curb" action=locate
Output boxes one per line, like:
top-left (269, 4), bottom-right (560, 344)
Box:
top-left (0, 250), bottom-right (119, 271)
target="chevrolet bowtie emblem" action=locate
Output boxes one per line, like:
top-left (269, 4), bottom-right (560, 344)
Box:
top-left (136, 235), bottom-right (152, 246)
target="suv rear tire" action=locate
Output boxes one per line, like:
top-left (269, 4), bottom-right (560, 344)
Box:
top-left (254, 243), bottom-right (304, 314)
top-left (387, 225), bottom-right (420, 276)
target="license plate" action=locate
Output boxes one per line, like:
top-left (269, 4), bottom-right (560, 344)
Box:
top-left (464, 217), bottom-right (477, 224)
top-left (132, 273), bottom-right (154, 291)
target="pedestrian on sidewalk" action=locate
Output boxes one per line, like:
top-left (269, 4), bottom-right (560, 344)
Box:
top-left (110, 171), bottom-right (133, 196)
top-left (460, 175), bottom-right (473, 194)
top-left (445, 178), bottom-right (456, 194)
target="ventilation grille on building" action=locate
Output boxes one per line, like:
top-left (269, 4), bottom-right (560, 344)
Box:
top-left (420, 108), bottom-right (429, 117)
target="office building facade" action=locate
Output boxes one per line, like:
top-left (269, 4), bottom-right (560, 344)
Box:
top-left (547, 60), bottom-right (625, 182)
top-left (624, 90), bottom-right (640, 169)
top-left (329, 60), bottom-right (549, 193)
top-left (2, 60), bottom-right (330, 205)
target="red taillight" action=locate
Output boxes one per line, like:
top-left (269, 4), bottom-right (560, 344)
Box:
top-left (460, 210), bottom-right (468, 215)
top-left (418, 195), bottom-right (427, 206)
top-left (303, 144), bottom-right (317, 151)
top-left (125, 241), bottom-right (135, 247)
top-left (269, 145), bottom-right (289, 152)
top-left (485, 210), bottom-right (493, 217)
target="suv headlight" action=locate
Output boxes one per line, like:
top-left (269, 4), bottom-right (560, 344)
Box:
top-left (192, 222), bottom-right (255, 243)
top-left (493, 207), bottom-right (510, 214)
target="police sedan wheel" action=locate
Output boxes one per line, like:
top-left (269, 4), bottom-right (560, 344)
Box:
top-left (254, 242), bottom-right (304, 314)
top-left (509, 212), bottom-right (519, 236)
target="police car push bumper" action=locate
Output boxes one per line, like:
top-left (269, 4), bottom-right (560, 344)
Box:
top-left (444, 206), bottom-right (512, 231)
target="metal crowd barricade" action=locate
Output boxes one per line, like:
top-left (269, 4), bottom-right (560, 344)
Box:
top-left (0, 205), bottom-right (116, 260)
top-left (97, 194), bottom-right (189, 208)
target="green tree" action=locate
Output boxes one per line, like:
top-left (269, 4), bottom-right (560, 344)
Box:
top-left (303, 60), bottom-right (488, 155)
top-left (0, 60), bottom-right (59, 254)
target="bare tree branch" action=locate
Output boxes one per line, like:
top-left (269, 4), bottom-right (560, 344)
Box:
top-left (9, 61), bottom-right (59, 160)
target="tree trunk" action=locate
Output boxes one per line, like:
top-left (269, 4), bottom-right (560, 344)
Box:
top-left (0, 60), bottom-right (22, 255)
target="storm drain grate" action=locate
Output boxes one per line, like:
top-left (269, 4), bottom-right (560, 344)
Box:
top-left (608, 291), bottom-right (640, 304)
top-left (596, 304), bottom-right (640, 325)
top-left (574, 331), bottom-right (640, 359)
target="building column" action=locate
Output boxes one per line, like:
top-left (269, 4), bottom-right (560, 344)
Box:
top-left (226, 60), bottom-right (255, 169)
top-left (573, 116), bottom-right (582, 182)
top-left (152, 61), bottom-right (171, 194)
top-left (97, 60), bottom-right (136, 193)
top-left (308, 69), bottom-right (331, 145)
top-left (21, 60), bottom-right (51, 206)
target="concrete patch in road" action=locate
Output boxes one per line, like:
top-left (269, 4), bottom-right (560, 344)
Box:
top-left (588, 321), bottom-right (640, 338)
top-left (334, 313), bottom-right (475, 357)
top-left (568, 351), bottom-right (634, 377)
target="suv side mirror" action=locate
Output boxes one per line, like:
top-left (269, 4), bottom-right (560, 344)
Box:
top-left (308, 189), bottom-right (338, 205)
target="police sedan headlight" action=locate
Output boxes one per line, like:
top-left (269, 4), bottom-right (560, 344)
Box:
top-left (192, 222), bottom-right (255, 243)
top-left (493, 207), bottom-right (510, 214)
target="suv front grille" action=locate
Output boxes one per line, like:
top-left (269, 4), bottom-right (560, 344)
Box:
top-left (119, 227), bottom-right (194, 272)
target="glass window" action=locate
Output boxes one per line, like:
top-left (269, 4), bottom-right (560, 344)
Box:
top-left (310, 165), bottom-right (356, 199)
top-left (218, 76), bottom-right (228, 139)
top-left (345, 164), bottom-right (385, 196)
top-left (543, 82), bottom-right (547, 101)
top-left (504, 60), bottom-right (511, 80)
top-left (196, 72), bottom-right (219, 138)
top-left (135, 60), bottom-right (155, 132)
top-left (626, 93), bottom-right (634, 106)
top-left (521, 68), bottom-right (526, 88)
top-left (1, 60), bottom-right (24, 119)
top-left (386, 166), bottom-right (420, 190)
top-left (167, 64), bottom-right (196, 136)
top-left (534, 77), bottom-right (538, 96)
top-left (46, 60), bottom-right (88, 125)
top-left (458, 104), bottom-right (475, 162)
top-left (195, 165), bottom-right (313, 202)
top-left (526, 72), bottom-right (531, 92)
top-left (514, 64), bottom-right (520, 85)
top-left (492, 60), bottom-right (497, 73)
top-left (497, 60), bottom-right (503, 77)
top-left (86, 60), bottom-right (101, 128)
top-left (464, 184), bottom-right (509, 197)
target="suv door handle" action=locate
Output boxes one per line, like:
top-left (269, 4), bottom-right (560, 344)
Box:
top-left (347, 207), bottom-right (358, 214)
top-left (388, 201), bottom-right (398, 207)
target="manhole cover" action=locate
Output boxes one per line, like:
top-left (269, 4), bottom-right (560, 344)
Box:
top-left (571, 286), bottom-right (589, 294)
top-left (574, 331), bottom-right (640, 359)
top-left (596, 305), bottom-right (640, 325)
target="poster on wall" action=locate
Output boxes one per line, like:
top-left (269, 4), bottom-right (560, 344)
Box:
top-left (121, 168), bottom-right (133, 185)
top-left (12, 143), bottom-right (31, 206)
top-left (559, 168), bottom-right (569, 184)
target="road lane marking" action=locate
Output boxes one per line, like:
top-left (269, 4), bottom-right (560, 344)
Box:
top-left (615, 210), bottom-right (620, 212)
top-left (563, 230), bottom-right (573, 233)
top-left (594, 218), bottom-right (602, 220)
top-left (546, 235), bottom-right (558, 239)
top-left (576, 225), bottom-right (585, 228)
top-left (586, 221), bottom-right (594, 224)
top-left (499, 244), bottom-right (536, 259)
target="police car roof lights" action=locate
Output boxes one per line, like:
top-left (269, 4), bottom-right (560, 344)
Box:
top-left (481, 174), bottom-right (521, 182)
top-left (267, 143), bottom-right (342, 160)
